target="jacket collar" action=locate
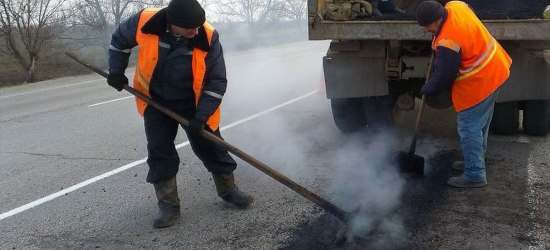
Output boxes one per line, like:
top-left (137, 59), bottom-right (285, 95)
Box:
top-left (434, 9), bottom-right (448, 38)
top-left (140, 8), bottom-right (210, 52)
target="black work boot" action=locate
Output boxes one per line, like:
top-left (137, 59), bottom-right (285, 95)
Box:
top-left (212, 172), bottom-right (253, 209)
top-left (153, 177), bottom-right (181, 228)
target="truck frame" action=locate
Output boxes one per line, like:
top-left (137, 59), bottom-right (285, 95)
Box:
top-left (308, 0), bottom-right (550, 136)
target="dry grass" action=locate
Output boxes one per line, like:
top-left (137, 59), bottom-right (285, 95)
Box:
top-left (0, 50), bottom-right (141, 86)
top-left (0, 49), bottom-right (113, 86)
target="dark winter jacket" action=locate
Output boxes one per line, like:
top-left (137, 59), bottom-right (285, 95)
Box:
top-left (109, 8), bottom-right (227, 123)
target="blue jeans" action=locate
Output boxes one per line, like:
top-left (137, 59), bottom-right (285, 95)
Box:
top-left (457, 89), bottom-right (500, 182)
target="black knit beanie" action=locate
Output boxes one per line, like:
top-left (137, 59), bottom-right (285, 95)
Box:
top-left (416, 1), bottom-right (445, 26)
top-left (166, 0), bottom-right (206, 29)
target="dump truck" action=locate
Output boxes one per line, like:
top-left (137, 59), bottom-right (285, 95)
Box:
top-left (309, 0), bottom-right (550, 136)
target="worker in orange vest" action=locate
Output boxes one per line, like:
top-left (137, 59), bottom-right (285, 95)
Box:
top-left (107, 0), bottom-right (253, 228)
top-left (416, 1), bottom-right (512, 188)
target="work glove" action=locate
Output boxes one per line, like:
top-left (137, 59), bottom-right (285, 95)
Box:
top-left (188, 119), bottom-right (207, 137)
top-left (107, 74), bottom-right (128, 92)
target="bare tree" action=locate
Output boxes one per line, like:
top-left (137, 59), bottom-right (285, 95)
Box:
top-left (135, 0), bottom-right (213, 21)
top-left (142, 0), bottom-right (210, 9)
top-left (67, 0), bottom-right (211, 56)
top-left (67, 0), bottom-right (139, 56)
top-left (281, 0), bottom-right (307, 33)
top-left (214, 0), bottom-right (283, 45)
top-left (0, 0), bottom-right (69, 83)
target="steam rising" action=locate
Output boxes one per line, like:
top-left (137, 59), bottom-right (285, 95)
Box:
top-left (222, 40), bottom-right (440, 248)
top-left (329, 131), bottom-right (407, 247)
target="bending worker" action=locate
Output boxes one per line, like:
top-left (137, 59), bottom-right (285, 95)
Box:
top-left (107, 0), bottom-right (253, 228)
top-left (416, 1), bottom-right (512, 188)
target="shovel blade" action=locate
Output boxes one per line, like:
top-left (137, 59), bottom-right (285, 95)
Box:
top-left (397, 152), bottom-right (424, 176)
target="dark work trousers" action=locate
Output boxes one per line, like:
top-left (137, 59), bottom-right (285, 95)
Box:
top-left (143, 103), bottom-right (237, 184)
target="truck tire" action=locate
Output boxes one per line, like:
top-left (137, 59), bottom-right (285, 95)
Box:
top-left (330, 98), bottom-right (366, 132)
top-left (363, 95), bottom-right (395, 130)
top-left (490, 101), bottom-right (519, 135)
top-left (522, 100), bottom-right (550, 136)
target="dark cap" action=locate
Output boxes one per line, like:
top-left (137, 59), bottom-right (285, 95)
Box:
top-left (416, 1), bottom-right (445, 26)
top-left (166, 0), bottom-right (206, 29)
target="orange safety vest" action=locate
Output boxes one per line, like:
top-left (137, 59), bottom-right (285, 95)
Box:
top-left (133, 8), bottom-right (221, 131)
top-left (433, 1), bottom-right (512, 112)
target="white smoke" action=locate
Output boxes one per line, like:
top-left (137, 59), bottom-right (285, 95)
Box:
top-left (328, 130), bottom-right (408, 247)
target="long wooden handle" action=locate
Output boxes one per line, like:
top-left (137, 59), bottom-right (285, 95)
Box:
top-left (65, 51), bottom-right (350, 222)
top-left (409, 55), bottom-right (435, 155)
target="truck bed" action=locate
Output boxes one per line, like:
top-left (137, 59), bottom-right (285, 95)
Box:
top-left (457, 0), bottom-right (549, 19)
top-left (395, 0), bottom-right (550, 20)
top-left (309, 0), bottom-right (550, 41)
top-left (309, 19), bottom-right (550, 41)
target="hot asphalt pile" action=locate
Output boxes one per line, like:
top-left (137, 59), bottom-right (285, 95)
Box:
top-left (368, 0), bottom-right (550, 21)
top-left (465, 0), bottom-right (550, 19)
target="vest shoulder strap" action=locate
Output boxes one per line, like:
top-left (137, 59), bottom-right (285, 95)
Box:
top-left (437, 39), bottom-right (461, 53)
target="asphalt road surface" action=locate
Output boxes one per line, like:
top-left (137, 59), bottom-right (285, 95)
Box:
top-left (1, 41), bottom-right (549, 250)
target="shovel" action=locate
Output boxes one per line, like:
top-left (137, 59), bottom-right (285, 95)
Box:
top-left (65, 51), bottom-right (358, 243)
top-left (397, 55), bottom-right (435, 176)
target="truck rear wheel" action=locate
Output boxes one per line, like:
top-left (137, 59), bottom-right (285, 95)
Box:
top-left (363, 95), bottom-right (395, 130)
top-left (330, 98), bottom-right (366, 132)
top-left (522, 100), bottom-right (550, 136)
top-left (490, 101), bottom-right (519, 135)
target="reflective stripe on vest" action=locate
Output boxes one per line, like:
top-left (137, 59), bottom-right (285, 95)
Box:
top-left (434, 1), bottom-right (512, 112)
top-left (457, 38), bottom-right (495, 76)
top-left (133, 8), bottom-right (221, 131)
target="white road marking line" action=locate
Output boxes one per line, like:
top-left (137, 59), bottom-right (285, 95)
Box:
top-left (0, 159), bottom-right (145, 221)
top-left (0, 79), bottom-right (99, 99)
top-left (220, 90), bottom-right (318, 131)
top-left (0, 89), bottom-right (318, 221)
top-left (88, 96), bottom-right (133, 107)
